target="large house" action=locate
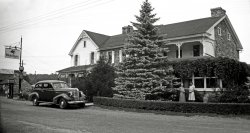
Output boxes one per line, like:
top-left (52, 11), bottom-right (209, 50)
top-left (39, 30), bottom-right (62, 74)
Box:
top-left (57, 7), bottom-right (243, 91)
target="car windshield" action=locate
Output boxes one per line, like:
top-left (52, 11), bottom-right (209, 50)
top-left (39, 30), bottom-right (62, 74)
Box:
top-left (52, 82), bottom-right (69, 89)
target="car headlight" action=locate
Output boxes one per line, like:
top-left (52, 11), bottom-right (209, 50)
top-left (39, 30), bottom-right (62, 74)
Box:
top-left (80, 91), bottom-right (86, 99)
top-left (68, 91), bottom-right (73, 97)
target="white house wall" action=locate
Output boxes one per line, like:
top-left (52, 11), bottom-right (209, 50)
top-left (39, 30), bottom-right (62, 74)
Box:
top-left (203, 40), bottom-right (215, 57)
top-left (70, 38), bottom-right (98, 66)
top-left (207, 27), bottom-right (215, 40)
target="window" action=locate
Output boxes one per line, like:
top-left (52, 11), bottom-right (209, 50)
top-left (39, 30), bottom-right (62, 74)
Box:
top-left (194, 78), bottom-right (204, 88)
top-left (35, 83), bottom-right (42, 88)
top-left (193, 45), bottom-right (200, 57)
top-left (83, 41), bottom-right (86, 48)
top-left (218, 27), bottom-right (221, 36)
top-left (206, 78), bottom-right (218, 88)
top-left (74, 55), bottom-right (78, 66)
top-left (163, 51), bottom-right (168, 57)
top-left (176, 50), bottom-right (182, 58)
top-left (77, 73), bottom-right (84, 78)
top-left (107, 51), bottom-right (112, 64)
top-left (227, 32), bottom-right (231, 40)
top-left (60, 74), bottom-right (66, 78)
top-left (52, 82), bottom-right (69, 89)
top-left (114, 50), bottom-right (119, 63)
top-left (90, 52), bottom-right (94, 64)
top-left (43, 83), bottom-right (53, 89)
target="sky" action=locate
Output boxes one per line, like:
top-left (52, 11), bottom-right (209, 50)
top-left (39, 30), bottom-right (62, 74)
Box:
top-left (0, 0), bottom-right (250, 74)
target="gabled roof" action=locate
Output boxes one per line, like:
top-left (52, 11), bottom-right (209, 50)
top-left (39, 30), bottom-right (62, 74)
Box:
top-left (70, 15), bottom-right (242, 52)
top-left (158, 16), bottom-right (222, 38)
top-left (98, 16), bottom-right (223, 50)
top-left (69, 30), bottom-right (109, 55)
top-left (84, 30), bottom-right (110, 47)
top-left (100, 34), bottom-right (128, 50)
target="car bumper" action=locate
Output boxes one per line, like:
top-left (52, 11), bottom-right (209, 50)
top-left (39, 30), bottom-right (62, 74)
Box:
top-left (67, 100), bottom-right (85, 104)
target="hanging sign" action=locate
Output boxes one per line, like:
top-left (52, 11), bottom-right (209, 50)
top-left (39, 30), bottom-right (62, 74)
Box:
top-left (5, 47), bottom-right (20, 59)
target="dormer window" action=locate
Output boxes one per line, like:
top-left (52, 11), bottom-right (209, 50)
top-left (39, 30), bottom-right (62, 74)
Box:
top-left (83, 41), bottom-right (86, 48)
top-left (218, 27), bottom-right (221, 36)
top-left (227, 32), bottom-right (231, 40)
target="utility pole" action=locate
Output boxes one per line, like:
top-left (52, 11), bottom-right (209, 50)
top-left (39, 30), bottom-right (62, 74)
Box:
top-left (19, 36), bottom-right (24, 95)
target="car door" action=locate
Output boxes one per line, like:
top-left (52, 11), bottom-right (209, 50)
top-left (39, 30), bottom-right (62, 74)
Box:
top-left (34, 83), bottom-right (46, 101)
top-left (42, 83), bottom-right (55, 102)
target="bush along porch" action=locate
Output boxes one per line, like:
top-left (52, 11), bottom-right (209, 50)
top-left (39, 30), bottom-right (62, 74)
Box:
top-left (168, 56), bottom-right (250, 103)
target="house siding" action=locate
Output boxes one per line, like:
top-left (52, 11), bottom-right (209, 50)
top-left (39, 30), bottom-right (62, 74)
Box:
top-left (214, 20), bottom-right (239, 60)
top-left (71, 38), bottom-right (98, 66)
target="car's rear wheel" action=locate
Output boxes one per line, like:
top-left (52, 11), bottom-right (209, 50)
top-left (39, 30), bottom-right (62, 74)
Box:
top-left (59, 98), bottom-right (68, 109)
top-left (32, 96), bottom-right (39, 106)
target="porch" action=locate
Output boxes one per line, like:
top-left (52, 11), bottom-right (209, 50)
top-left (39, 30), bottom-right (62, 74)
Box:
top-left (165, 39), bottom-right (215, 59)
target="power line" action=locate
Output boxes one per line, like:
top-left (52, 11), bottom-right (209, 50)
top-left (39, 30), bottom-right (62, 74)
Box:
top-left (0, 41), bottom-right (20, 47)
top-left (0, 0), bottom-right (97, 31)
top-left (0, 0), bottom-right (115, 33)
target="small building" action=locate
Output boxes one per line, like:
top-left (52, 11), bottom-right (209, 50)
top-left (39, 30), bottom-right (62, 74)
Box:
top-left (0, 69), bottom-right (31, 97)
top-left (57, 7), bottom-right (243, 91)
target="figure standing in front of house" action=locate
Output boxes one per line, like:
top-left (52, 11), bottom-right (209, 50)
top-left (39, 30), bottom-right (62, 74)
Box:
top-left (188, 82), bottom-right (195, 102)
top-left (179, 83), bottom-right (186, 102)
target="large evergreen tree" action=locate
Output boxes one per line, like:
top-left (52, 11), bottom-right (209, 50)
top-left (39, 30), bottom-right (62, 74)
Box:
top-left (114, 0), bottom-right (175, 100)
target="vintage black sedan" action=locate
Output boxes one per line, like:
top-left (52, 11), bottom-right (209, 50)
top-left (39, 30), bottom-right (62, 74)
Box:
top-left (28, 80), bottom-right (85, 109)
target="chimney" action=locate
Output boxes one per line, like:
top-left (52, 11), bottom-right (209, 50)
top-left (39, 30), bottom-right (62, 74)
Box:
top-left (211, 7), bottom-right (226, 17)
top-left (122, 25), bottom-right (133, 34)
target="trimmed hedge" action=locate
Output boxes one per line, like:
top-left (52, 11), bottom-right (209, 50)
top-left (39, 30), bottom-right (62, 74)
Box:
top-left (93, 96), bottom-right (250, 115)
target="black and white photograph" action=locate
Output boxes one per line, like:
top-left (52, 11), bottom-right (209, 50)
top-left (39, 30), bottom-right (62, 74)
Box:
top-left (1, 0), bottom-right (250, 132)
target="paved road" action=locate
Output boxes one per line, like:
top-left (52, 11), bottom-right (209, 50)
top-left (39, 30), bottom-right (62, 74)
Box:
top-left (1, 97), bottom-right (250, 133)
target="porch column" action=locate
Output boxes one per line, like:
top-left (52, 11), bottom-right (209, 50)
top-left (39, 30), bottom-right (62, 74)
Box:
top-left (176, 43), bottom-right (182, 58)
top-left (200, 39), bottom-right (206, 56)
top-left (119, 49), bottom-right (122, 62)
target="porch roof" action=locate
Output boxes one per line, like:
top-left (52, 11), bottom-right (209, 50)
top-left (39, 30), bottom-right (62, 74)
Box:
top-left (57, 65), bottom-right (94, 74)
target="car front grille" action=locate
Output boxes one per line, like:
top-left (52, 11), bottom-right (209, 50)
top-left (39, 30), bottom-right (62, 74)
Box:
top-left (73, 90), bottom-right (79, 100)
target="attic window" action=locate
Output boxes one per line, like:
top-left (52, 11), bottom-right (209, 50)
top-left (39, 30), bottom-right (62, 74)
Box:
top-left (74, 55), bottom-right (79, 66)
top-left (227, 32), bottom-right (231, 40)
top-left (83, 41), bottom-right (86, 48)
top-left (218, 27), bottom-right (221, 36)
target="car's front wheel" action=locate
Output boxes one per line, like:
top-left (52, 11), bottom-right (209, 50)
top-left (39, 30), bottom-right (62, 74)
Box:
top-left (59, 98), bottom-right (68, 109)
top-left (32, 96), bottom-right (39, 106)
top-left (78, 103), bottom-right (85, 108)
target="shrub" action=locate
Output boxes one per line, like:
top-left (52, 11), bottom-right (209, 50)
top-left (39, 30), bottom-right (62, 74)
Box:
top-left (145, 88), bottom-right (179, 101)
top-left (89, 57), bottom-right (116, 98)
top-left (194, 90), bottom-right (204, 102)
top-left (219, 85), bottom-right (250, 103)
top-left (94, 97), bottom-right (250, 115)
top-left (72, 57), bottom-right (116, 102)
top-left (207, 93), bottom-right (220, 103)
top-left (71, 77), bottom-right (92, 101)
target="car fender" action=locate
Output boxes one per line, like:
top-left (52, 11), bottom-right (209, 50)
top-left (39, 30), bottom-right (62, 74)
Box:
top-left (28, 92), bottom-right (39, 101)
top-left (53, 93), bottom-right (71, 104)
